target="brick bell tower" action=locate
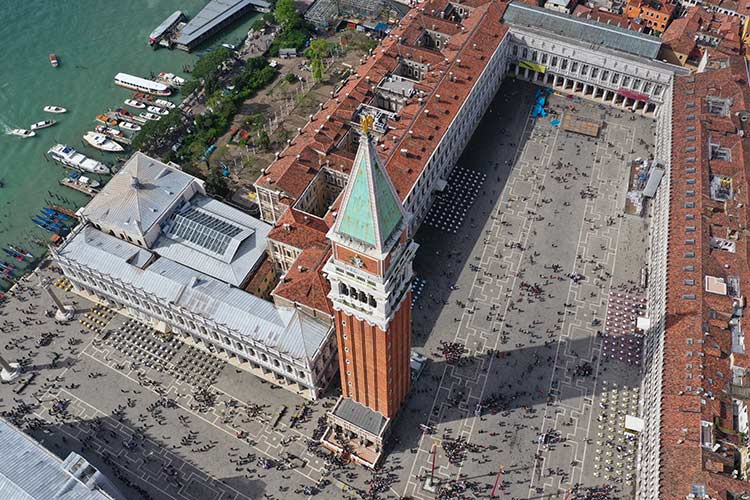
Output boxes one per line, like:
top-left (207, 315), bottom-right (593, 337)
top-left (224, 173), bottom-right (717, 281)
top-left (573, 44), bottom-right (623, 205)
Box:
top-left (321, 116), bottom-right (418, 467)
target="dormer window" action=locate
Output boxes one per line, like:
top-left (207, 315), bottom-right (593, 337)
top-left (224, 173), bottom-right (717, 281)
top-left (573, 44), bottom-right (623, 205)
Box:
top-left (706, 96), bottom-right (730, 116)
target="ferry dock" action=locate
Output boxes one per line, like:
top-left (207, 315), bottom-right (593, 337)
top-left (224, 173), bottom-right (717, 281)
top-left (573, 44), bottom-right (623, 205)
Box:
top-left (173, 0), bottom-right (271, 52)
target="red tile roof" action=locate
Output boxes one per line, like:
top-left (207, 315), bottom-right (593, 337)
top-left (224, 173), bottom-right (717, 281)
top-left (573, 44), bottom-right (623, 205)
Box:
top-left (272, 243), bottom-right (333, 316)
top-left (572, 5), bottom-right (646, 31)
top-left (267, 208), bottom-right (330, 251)
top-left (661, 6), bottom-right (742, 61)
top-left (661, 54), bottom-right (750, 500)
top-left (255, 0), bottom-right (510, 203)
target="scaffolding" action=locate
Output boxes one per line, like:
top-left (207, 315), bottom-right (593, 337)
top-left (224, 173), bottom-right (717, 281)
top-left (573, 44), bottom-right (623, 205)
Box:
top-left (304, 0), bottom-right (409, 30)
top-left (561, 112), bottom-right (601, 137)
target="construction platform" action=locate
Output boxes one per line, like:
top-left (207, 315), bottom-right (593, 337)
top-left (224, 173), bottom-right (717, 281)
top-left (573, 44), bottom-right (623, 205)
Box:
top-left (561, 112), bottom-right (602, 137)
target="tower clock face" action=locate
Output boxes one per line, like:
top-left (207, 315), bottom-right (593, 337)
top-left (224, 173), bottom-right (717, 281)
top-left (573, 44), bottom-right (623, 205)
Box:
top-left (350, 255), bottom-right (364, 268)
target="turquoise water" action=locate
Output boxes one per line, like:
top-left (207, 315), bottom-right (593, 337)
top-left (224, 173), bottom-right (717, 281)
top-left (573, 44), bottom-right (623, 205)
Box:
top-left (0, 0), bottom-right (258, 288)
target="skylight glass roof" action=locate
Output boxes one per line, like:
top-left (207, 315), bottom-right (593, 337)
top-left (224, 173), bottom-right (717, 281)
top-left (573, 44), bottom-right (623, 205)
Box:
top-left (169, 207), bottom-right (244, 255)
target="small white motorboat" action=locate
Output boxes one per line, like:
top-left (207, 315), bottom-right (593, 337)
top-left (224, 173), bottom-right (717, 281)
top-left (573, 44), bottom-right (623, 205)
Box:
top-left (124, 99), bottom-right (146, 109)
top-left (118, 121), bottom-right (141, 132)
top-left (158, 72), bottom-right (185, 87)
top-left (95, 125), bottom-right (124, 137)
top-left (9, 129), bottom-right (35, 138)
top-left (154, 99), bottom-right (176, 109)
top-left (139, 112), bottom-right (160, 121)
top-left (43, 106), bottom-right (67, 114)
top-left (83, 131), bottom-right (124, 152)
top-left (30, 120), bottom-right (57, 130)
top-left (147, 105), bottom-right (168, 116)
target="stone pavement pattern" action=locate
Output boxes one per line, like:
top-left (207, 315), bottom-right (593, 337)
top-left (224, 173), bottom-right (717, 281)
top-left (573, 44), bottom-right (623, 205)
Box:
top-left (0, 80), bottom-right (654, 500)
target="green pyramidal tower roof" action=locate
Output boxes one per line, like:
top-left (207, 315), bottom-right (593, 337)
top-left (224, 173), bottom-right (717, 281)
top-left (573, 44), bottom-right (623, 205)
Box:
top-left (334, 131), bottom-right (405, 251)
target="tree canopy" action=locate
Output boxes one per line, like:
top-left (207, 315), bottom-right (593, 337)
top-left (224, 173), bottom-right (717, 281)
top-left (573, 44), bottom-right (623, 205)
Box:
top-left (274, 0), bottom-right (301, 29)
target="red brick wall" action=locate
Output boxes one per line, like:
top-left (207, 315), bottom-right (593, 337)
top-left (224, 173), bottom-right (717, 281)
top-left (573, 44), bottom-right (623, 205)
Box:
top-left (334, 291), bottom-right (412, 418)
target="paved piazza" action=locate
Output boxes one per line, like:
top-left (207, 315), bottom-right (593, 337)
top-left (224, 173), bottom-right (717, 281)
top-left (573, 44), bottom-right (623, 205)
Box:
top-left (0, 79), bottom-right (655, 500)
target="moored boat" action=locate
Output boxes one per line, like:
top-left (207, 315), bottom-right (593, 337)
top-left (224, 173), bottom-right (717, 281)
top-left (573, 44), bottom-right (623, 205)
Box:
top-left (94, 125), bottom-right (130, 142)
top-left (9, 129), bottom-right (35, 138)
top-left (139, 112), bottom-right (160, 121)
top-left (47, 144), bottom-right (110, 174)
top-left (133, 93), bottom-right (155, 103)
top-left (95, 124), bottom-right (124, 138)
top-left (118, 121), bottom-right (141, 132)
top-left (114, 73), bottom-right (171, 96)
top-left (157, 72), bottom-right (185, 87)
top-left (154, 98), bottom-right (176, 109)
top-left (30, 120), bottom-right (56, 130)
top-left (83, 132), bottom-right (125, 153)
top-left (124, 99), bottom-right (146, 109)
top-left (95, 114), bottom-right (119, 127)
top-left (147, 105), bottom-right (169, 116)
top-left (149, 11), bottom-right (184, 46)
top-left (43, 106), bottom-right (67, 113)
top-left (41, 207), bottom-right (73, 222)
top-left (7, 245), bottom-right (33, 260)
top-left (3, 249), bottom-right (23, 262)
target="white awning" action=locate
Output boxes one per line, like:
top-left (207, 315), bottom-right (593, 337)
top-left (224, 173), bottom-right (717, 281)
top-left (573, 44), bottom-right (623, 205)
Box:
top-left (625, 415), bottom-right (644, 433)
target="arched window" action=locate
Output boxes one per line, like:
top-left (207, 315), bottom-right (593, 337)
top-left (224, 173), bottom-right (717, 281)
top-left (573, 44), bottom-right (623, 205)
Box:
top-left (339, 282), bottom-right (348, 295)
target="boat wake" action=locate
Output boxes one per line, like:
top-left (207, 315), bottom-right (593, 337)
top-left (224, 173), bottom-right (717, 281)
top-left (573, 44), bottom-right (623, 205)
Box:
top-left (0, 119), bottom-right (13, 135)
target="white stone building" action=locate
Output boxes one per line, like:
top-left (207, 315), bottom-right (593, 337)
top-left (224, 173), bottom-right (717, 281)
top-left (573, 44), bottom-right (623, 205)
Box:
top-left (52, 153), bottom-right (338, 399)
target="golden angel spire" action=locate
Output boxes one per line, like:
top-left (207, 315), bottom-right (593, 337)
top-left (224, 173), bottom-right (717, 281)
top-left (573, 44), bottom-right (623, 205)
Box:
top-left (361, 114), bottom-right (374, 135)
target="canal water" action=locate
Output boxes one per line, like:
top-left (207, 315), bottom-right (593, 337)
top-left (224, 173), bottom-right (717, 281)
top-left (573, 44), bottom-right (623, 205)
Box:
top-left (0, 0), bottom-right (259, 289)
